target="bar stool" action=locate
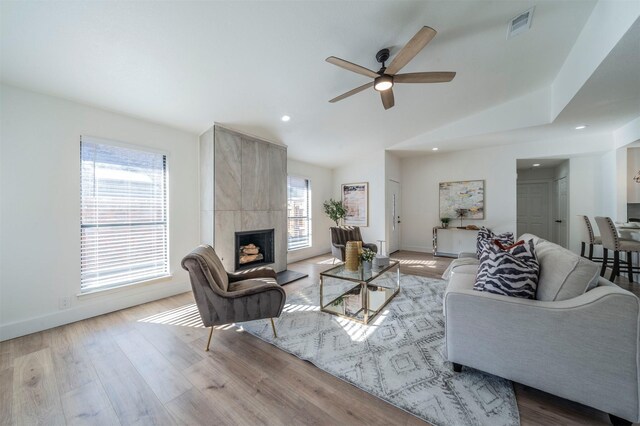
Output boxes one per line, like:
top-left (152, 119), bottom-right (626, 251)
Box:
top-left (579, 215), bottom-right (602, 262)
top-left (595, 216), bottom-right (640, 282)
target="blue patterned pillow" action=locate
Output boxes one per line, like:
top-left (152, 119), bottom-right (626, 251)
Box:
top-left (476, 227), bottom-right (514, 258)
top-left (474, 239), bottom-right (539, 299)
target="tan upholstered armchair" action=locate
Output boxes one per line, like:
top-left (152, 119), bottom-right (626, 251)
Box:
top-left (181, 245), bottom-right (286, 351)
top-left (330, 226), bottom-right (377, 262)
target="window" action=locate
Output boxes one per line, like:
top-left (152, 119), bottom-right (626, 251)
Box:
top-left (287, 176), bottom-right (311, 250)
top-left (80, 138), bottom-right (169, 292)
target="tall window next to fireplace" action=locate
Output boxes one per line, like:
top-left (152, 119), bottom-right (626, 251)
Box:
top-left (287, 175), bottom-right (311, 250)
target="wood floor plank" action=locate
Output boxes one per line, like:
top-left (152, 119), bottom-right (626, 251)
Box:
top-left (114, 329), bottom-right (193, 403)
top-left (51, 344), bottom-right (98, 396)
top-left (12, 348), bottom-right (65, 426)
top-left (60, 380), bottom-right (120, 426)
top-left (0, 367), bottom-right (14, 426)
top-left (132, 322), bottom-right (204, 372)
top-left (164, 388), bottom-right (229, 425)
top-left (86, 340), bottom-right (176, 425)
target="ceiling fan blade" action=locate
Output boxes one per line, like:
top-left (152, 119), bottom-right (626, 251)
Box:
top-left (326, 56), bottom-right (379, 79)
top-left (386, 26), bottom-right (437, 75)
top-left (381, 89), bottom-right (395, 110)
top-left (329, 82), bottom-right (374, 103)
top-left (394, 72), bottom-right (456, 83)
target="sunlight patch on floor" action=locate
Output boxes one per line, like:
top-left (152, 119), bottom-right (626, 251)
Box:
top-left (335, 309), bottom-right (389, 342)
top-left (138, 303), bottom-right (205, 328)
top-left (392, 258), bottom-right (438, 269)
top-left (283, 303), bottom-right (320, 313)
top-left (315, 258), bottom-right (337, 265)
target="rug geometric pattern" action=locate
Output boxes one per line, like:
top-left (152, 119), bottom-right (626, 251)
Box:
top-left (240, 274), bottom-right (520, 426)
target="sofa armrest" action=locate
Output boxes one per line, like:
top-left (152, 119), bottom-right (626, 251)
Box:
top-left (227, 267), bottom-right (277, 282)
top-left (444, 283), bottom-right (640, 422)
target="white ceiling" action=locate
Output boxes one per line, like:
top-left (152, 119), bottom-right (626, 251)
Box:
top-left (403, 17), bottom-right (640, 155)
top-left (0, 1), bottom-right (602, 167)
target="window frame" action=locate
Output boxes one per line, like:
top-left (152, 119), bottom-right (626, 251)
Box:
top-left (287, 174), bottom-right (312, 252)
top-left (79, 135), bottom-right (171, 294)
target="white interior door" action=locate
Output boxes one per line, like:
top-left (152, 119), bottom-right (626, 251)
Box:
top-left (553, 177), bottom-right (568, 248)
top-left (517, 182), bottom-right (551, 240)
top-left (387, 180), bottom-right (401, 254)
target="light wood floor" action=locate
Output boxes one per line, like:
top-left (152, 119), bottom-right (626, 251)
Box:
top-left (0, 251), bottom-right (635, 426)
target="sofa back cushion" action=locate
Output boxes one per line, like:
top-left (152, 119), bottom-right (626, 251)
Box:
top-left (532, 238), bottom-right (599, 301)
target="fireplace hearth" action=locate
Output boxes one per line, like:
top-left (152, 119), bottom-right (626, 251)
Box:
top-left (235, 229), bottom-right (274, 270)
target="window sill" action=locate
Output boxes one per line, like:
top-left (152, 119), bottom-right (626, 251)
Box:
top-left (77, 274), bottom-right (173, 299)
top-left (288, 246), bottom-right (311, 252)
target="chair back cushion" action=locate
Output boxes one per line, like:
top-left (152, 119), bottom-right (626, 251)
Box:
top-left (330, 226), bottom-right (362, 245)
top-left (534, 238), bottom-right (599, 301)
top-left (181, 245), bottom-right (229, 292)
top-left (582, 216), bottom-right (597, 244)
top-left (595, 216), bottom-right (620, 251)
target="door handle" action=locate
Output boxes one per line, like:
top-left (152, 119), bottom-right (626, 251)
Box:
top-left (555, 220), bottom-right (562, 223)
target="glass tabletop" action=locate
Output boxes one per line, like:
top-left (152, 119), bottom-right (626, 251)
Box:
top-left (320, 260), bottom-right (399, 283)
top-left (321, 284), bottom-right (398, 322)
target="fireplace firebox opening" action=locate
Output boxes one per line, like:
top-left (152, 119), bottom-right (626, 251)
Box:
top-left (235, 229), bottom-right (275, 271)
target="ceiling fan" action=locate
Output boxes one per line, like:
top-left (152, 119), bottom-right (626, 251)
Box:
top-left (326, 26), bottom-right (456, 110)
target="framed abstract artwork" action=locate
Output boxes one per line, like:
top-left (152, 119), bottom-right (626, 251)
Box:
top-left (439, 180), bottom-right (485, 219)
top-left (342, 182), bottom-right (368, 226)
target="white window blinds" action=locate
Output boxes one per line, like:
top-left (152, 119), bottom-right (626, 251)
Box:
top-left (80, 138), bottom-right (169, 292)
top-left (287, 176), bottom-right (311, 250)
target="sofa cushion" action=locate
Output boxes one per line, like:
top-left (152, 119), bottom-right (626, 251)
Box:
top-left (534, 239), bottom-right (599, 301)
top-left (441, 258), bottom-right (480, 280)
top-left (474, 239), bottom-right (539, 299)
top-left (476, 227), bottom-right (514, 257)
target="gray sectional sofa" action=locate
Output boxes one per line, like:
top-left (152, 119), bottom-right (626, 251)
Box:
top-left (443, 234), bottom-right (640, 425)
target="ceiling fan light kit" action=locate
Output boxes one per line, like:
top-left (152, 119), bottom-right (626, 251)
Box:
top-left (326, 26), bottom-right (456, 110)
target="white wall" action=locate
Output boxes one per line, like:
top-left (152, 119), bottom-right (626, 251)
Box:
top-left (286, 159), bottom-right (333, 263)
top-left (399, 134), bottom-right (616, 255)
top-left (332, 151), bottom-right (386, 245)
top-left (0, 85), bottom-right (200, 340)
top-left (627, 148), bottom-right (640, 203)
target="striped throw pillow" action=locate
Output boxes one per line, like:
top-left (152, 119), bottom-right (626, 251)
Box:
top-left (476, 228), bottom-right (514, 258)
top-left (474, 239), bottom-right (539, 299)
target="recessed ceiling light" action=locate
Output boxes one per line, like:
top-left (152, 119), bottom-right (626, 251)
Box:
top-left (575, 125), bottom-right (587, 130)
top-left (533, 163), bottom-right (541, 167)
top-left (281, 115), bottom-right (291, 122)
top-left (432, 147), bottom-right (439, 151)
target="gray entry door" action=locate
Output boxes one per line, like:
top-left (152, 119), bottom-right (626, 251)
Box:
top-left (517, 182), bottom-right (551, 240)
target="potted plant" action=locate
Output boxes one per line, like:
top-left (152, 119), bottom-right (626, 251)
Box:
top-left (440, 217), bottom-right (450, 229)
top-left (361, 248), bottom-right (375, 272)
top-left (323, 198), bottom-right (347, 226)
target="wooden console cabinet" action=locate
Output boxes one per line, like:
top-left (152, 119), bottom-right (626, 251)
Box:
top-left (433, 227), bottom-right (480, 258)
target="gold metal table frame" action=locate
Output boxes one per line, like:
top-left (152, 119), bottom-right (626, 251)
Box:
top-left (319, 260), bottom-right (400, 324)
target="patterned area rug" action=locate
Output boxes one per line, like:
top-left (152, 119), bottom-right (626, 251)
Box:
top-left (241, 274), bottom-right (520, 426)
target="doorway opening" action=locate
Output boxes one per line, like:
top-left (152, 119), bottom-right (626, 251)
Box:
top-left (516, 158), bottom-right (569, 247)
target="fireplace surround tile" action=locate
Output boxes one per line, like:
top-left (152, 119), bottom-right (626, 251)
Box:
top-left (201, 125), bottom-right (287, 272)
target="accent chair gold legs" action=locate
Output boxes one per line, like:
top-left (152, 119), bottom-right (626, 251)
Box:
top-left (205, 326), bottom-right (213, 351)
top-left (270, 318), bottom-right (278, 338)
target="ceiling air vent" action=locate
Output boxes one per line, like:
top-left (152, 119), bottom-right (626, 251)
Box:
top-left (507, 7), bottom-right (534, 39)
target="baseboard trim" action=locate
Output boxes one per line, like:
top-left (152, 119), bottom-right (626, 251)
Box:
top-left (0, 281), bottom-right (191, 341)
top-left (400, 245), bottom-right (433, 254)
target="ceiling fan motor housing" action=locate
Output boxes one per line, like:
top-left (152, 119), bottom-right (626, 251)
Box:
top-left (376, 48), bottom-right (391, 65)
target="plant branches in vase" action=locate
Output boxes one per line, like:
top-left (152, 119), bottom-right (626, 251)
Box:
top-left (455, 208), bottom-right (469, 229)
top-left (323, 198), bottom-right (346, 226)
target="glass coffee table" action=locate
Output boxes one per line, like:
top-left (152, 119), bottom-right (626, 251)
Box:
top-left (320, 260), bottom-right (400, 324)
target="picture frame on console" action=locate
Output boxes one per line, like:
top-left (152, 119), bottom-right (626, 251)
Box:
top-left (342, 182), bottom-right (368, 226)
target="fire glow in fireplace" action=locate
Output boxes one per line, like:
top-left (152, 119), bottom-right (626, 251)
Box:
top-left (235, 229), bottom-right (275, 271)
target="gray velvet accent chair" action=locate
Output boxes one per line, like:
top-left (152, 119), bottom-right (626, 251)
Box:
top-left (595, 216), bottom-right (640, 282)
top-left (181, 245), bottom-right (286, 351)
top-left (579, 215), bottom-right (602, 262)
top-left (330, 226), bottom-right (377, 263)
